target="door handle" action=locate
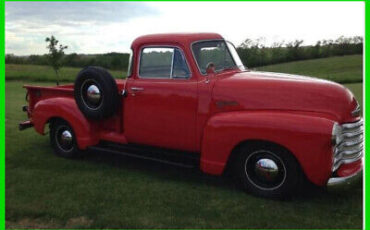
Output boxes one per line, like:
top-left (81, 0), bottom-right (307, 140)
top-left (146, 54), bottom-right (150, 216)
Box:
top-left (131, 87), bottom-right (144, 92)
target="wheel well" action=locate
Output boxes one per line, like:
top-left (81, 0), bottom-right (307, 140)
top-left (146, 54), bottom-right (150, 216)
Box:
top-left (224, 139), bottom-right (300, 174)
top-left (47, 117), bottom-right (68, 130)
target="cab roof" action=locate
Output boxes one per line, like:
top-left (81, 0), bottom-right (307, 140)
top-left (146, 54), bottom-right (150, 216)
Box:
top-left (131, 33), bottom-right (224, 48)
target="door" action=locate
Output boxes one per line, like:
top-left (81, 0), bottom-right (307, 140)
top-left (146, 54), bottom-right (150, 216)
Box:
top-left (124, 47), bottom-right (198, 152)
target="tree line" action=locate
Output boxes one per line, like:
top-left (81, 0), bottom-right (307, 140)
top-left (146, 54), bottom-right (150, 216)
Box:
top-left (6, 52), bottom-right (130, 71)
top-left (237, 36), bottom-right (363, 67)
top-left (5, 35), bottom-right (362, 70)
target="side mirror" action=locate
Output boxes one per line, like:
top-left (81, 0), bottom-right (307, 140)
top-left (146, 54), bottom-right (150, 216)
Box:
top-left (206, 62), bottom-right (215, 75)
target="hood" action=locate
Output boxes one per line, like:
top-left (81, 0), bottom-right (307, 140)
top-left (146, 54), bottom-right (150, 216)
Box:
top-left (212, 71), bottom-right (358, 122)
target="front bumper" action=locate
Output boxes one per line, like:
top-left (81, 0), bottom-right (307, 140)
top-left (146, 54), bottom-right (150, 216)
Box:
top-left (327, 168), bottom-right (362, 191)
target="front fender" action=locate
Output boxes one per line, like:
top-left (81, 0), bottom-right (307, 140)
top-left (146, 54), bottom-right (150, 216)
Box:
top-left (32, 97), bottom-right (99, 149)
top-left (200, 111), bottom-right (335, 186)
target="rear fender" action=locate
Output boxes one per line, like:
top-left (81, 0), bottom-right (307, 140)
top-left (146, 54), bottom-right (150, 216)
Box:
top-left (200, 111), bottom-right (335, 186)
top-left (32, 97), bottom-right (99, 149)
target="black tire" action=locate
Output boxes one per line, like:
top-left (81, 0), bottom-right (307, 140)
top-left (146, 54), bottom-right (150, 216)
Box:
top-left (74, 66), bottom-right (119, 120)
top-left (50, 119), bottom-right (82, 158)
top-left (234, 142), bottom-right (302, 199)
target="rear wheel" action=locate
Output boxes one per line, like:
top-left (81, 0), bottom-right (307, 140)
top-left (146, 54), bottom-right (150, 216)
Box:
top-left (234, 142), bottom-right (302, 198)
top-left (50, 119), bottom-right (82, 158)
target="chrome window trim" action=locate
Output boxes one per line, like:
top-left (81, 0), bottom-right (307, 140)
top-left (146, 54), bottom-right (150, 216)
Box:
top-left (137, 45), bottom-right (192, 80)
top-left (190, 39), bottom-right (239, 76)
top-left (126, 48), bottom-right (134, 78)
top-left (226, 40), bottom-right (246, 71)
top-left (170, 50), bottom-right (175, 78)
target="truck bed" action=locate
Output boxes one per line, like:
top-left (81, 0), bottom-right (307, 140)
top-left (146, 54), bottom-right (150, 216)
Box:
top-left (24, 80), bottom-right (126, 115)
top-left (22, 80), bottom-right (127, 137)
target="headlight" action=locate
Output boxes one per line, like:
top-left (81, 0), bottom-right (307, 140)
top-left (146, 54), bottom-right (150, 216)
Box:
top-left (351, 99), bottom-right (361, 117)
top-left (331, 122), bottom-right (343, 145)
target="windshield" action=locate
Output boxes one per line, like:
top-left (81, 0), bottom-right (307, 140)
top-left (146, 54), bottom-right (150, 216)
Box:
top-left (192, 40), bottom-right (246, 74)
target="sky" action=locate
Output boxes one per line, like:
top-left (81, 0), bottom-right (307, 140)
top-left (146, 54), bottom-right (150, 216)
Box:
top-left (5, 1), bottom-right (365, 55)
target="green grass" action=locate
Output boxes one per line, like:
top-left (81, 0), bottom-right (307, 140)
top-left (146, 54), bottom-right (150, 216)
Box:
top-left (256, 55), bottom-right (363, 84)
top-left (5, 64), bottom-right (125, 82)
top-left (5, 80), bottom-right (363, 229)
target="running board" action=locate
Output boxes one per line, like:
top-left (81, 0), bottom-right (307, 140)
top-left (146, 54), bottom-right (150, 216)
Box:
top-left (88, 142), bottom-right (200, 169)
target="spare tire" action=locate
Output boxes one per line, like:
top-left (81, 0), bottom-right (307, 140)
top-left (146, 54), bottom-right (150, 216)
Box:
top-left (74, 66), bottom-right (119, 120)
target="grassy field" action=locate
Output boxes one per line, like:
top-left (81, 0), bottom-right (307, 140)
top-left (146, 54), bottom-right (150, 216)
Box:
top-left (5, 56), bottom-right (363, 228)
top-left (256, 55), bottom-right (363, 83)
top-left (5, 64), bottom-right (125, 82)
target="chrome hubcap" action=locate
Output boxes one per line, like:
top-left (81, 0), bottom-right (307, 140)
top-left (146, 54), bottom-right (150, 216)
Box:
top-left (87, 85), bottom-right (101, 104)
top-left (81, 80), bottom-right (103, 110)
top-left (245, 150), bottom-right (286, 190)
top-left (56, 127), bottom-right (74, 152)
top-left (60, 130), bottom-right (72, 146)
top-left (254, 158), bottom-right (279, 182)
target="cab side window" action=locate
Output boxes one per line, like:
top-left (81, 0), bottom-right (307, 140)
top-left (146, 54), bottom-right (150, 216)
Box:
top-left (139, 47), bottom-right (190, 79)
top-left (140, 47), bottom-right (173, 78)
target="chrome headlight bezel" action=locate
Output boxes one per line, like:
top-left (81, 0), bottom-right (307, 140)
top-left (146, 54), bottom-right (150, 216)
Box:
top-left (351, 100), bottom-right (361, 117)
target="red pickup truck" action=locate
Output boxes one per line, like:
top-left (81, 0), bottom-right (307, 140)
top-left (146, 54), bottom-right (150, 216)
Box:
top-left (19, 33), bottom-right (363, 198)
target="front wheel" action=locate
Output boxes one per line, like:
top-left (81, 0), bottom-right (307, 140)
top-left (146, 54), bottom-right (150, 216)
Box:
top-left (50, 119), bottom-right (82, 158)
top-left (234, 143), bottom-right (302, 198)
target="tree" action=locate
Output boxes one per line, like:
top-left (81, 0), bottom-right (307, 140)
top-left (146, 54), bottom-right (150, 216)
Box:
top-left (45, 35), bottom-right (68, 85)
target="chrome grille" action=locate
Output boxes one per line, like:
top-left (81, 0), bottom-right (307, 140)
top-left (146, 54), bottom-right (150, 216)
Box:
top-left (333, 119), bottom-right (363, 171)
